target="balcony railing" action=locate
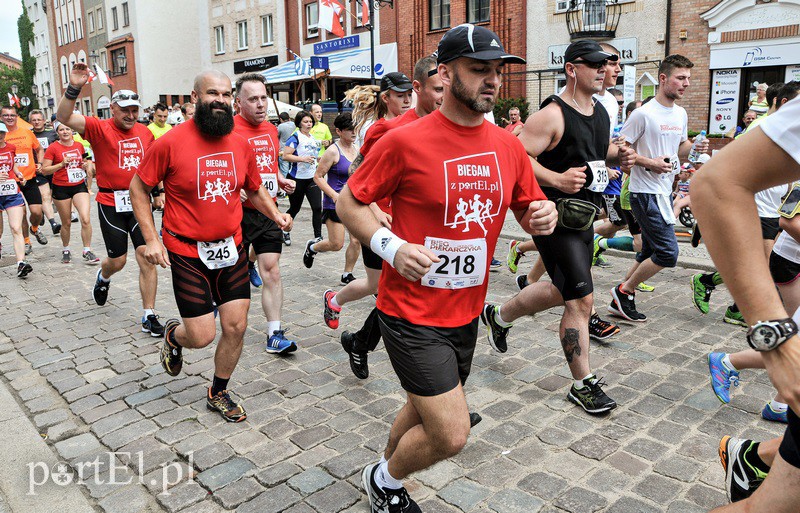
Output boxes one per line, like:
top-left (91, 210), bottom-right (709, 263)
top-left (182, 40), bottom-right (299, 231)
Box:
top-left (566, 0), bottom-right (623, 40)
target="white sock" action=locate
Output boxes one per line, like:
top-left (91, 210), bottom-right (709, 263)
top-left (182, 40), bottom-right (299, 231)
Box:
top-left (574, 373), bottom-right (595, 390)
top-left (494, 306), bottom-right (513, 327)
top-left (330, 294), bottom-right (341, 309)
top-left (63, 246), bottom-right (70, 252)
top-left (143, 309), bottom-right (155, 318)
top-left (374, 461), bottom-right (402, 490)
top-left (83, 247), bottom-right (91, 253)
top-left (98, 271), bottom-right (110, 283)
top-left (378, 455), bottom-right (387, 465)
top-left (17, 260), bottom-right (24, 266)
top-left (722, 354), bottom-right (737, 372)
top-left (268, 321), bottom-right (281, 335)
top-left (769, 400), bottom-right (788, 412)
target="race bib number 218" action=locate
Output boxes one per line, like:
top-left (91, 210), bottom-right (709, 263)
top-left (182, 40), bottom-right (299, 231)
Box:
top-left (422, 237), bottom-right (487, 290)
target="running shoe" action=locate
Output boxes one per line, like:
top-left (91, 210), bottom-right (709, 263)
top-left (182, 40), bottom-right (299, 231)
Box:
top-left (592, 234), bottom-right (605, 266)
top-left (341, 272), bottom-right (356, 285)
top-left (61, 249), bottom-right (71, 264)
top-left (469, 412), bottom-right (483, 428)
top-left (33, 229), bottom-right (47, 245)
top-left (24, 242), bottom-right (32, 255)
top-left (708, 352), bottom-right (739, 404)
top-left (71, 211), bottom-right (79, 223)
top-left (719, 436), bottom-right (767, 502)
top-left (160, 319), bottom-right (183, 376)
top-left (323, 289), bottom-right (341, 329)
top-left (761, 403), bottom-right (788, 423)
top-left (588, 314), bottom-right (620, 341)
top-left (609, 285), bottom-right (646, 321)
top-left (82, 250), bottom-right (100, 264)
top-left (303, 239), bottom-right (317, 269)
top-left (635, 282), bottom-right (655, 292)
top-left (206, 387), bottom-right (247, 423)
top-left (341, 330), bottom-right (368, 379)
top-left (266, 330), bottom-right (298, 355)
top-left (691, 274), bottom-right (714, 314)
top-left (490, 258), bottom-right (502, 271)
top-left (506, 240), bottom-right (523, 273)
top-left (691, 222), bottom-right (702, 248)
top-left (724, 307), bottom-right (747, 327)
top-left (361, 463), bottom-right (421, 513)
top-left (594, 255), bottom-right (612, 268)
top-left (142, 314), bottom-right (165, 337)
top-left (51, 222), bottom-right (61, 235)
top-left (567, 375), bottom-right (617, 414)
top-left (17, 261), bottom-right (33, 278)
top-left (282, 231), bottom-right (291, 246)
top-left (480, 303), bottom-right (511, 353)
top-left (249, 266), bottom-right (262, 288)
top-left (92, 269), bottom-right (110, 306)
top-left (516, 275), bottom-right (528, 291)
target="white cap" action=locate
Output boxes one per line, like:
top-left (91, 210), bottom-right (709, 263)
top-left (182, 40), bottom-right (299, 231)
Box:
top-left (0, 122), bottom-right (7, 133)
top-left (697, 153), bottom-right (711, 164)
top-left (111, 90), bottom-right (141, 108)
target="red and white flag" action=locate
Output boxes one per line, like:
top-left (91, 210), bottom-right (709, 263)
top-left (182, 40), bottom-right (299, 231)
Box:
top-left (7, 93), bottom-right (20, 108)
top-left (362, 0), bottom-right (369, 25)
top-left (92, 64), bottom-right (114, 86)
top-left (318, 0), bottom-right (345, 38)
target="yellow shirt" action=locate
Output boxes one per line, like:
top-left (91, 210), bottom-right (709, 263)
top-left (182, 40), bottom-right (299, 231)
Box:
top-left (309, 122), bottom-right (332, 157)
top-left (147, 122), bottom-right (172, 140)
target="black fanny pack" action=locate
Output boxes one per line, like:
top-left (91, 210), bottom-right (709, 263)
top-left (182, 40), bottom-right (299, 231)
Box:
top-left (555, 198), bottom-right (600, 231)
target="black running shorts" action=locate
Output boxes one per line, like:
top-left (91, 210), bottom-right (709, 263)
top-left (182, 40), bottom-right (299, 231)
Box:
top-left (621, 208), bottom-right (641, 235)
top-left (241, 208), bottom-right (282, 255)
top-left (51, 182), bottom-right (89, 201)
top-left (361, 243), bottom-right (383, 271)
top-left (321, 208), bottom-right (341, 224)
top-left (169, 245), bottom-right (250, 318)
top-left (602, 194), bottom-right (626, 227)
top-left (97, 202), bottom-right (145, 258)
top-left (35, 173), bottom-right (52, 186)
top-left (19, 179), bottom-right (43, 205)
top-left (769, 252), bottom-right (800, 285)
top-left (780, 408), bottom-right (800, 469)
top-left (533, 225), bottom-right (594, 301)
top-left (378, 310), bottom-right (478, 397)
top-left (760, 217), bottom-right (781, 241)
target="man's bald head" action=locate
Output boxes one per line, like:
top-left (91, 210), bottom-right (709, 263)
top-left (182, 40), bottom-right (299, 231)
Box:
top-left (193, 70), bottom-right (231, 94)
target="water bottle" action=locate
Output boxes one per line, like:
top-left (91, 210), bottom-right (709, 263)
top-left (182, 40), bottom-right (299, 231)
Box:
top-left (612, 126), bottom-right (622, 144)
top-left (688, 130), bottom-right (706, 163)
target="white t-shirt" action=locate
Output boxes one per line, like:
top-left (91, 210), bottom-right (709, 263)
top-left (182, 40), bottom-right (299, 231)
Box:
top-left (773, 230), bottom-right (800, 264)
top-left (621, 99), bottom-right (688, 196)
top-left (761, 96), bottom-right (800, 167)
top-left (594, 91), bottom-right (618, 134)
top-left (356, 119), bottom-right (375, 150)
top-left (755, 184), bottom-right (789, 218)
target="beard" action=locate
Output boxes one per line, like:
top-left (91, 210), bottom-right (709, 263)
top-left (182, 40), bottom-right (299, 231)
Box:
top-left (195, 100), bottom-right (234, 136)
top-left (450, 71), bottom-right (496, 114)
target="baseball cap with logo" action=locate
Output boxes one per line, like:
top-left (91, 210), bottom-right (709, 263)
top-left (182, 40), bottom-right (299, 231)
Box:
top-left (380, 72), bottom-right (413, 93)
top-left (564, 40), bottom-right (615, 64)
top-left (111, 90), bottom-right (141, 108)
top-left (437, 24), bottom-right (525, 65)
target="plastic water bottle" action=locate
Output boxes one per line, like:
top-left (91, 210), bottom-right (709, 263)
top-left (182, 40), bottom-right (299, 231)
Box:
top-left (612, 126), bottom-right (622, 144)
top-left (689, 130), bottom-right (706, 163)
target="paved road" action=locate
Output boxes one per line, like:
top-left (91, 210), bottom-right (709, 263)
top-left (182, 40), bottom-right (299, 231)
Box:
top-left (0, 200), bottom-right (785, 512)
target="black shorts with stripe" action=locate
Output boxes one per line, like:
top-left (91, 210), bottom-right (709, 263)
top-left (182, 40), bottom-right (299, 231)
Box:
top-left (97, 203), bottom-right (145, 258)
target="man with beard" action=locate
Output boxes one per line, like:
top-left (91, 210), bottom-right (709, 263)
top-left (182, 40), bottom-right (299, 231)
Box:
top-left (56, 64), bottom-right (163, 336)
top-left (29, 109), bottom-right (61, 235)
top-left (233, 72), bottom-right (298, 355)
top-left (480, 41), bottom-right (635, 416)
top-left (337, 24), bottom-right (557, 511)
top-left (130, 70), bottom-right (292, 423)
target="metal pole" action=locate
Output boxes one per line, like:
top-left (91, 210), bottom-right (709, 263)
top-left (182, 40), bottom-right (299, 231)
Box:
top-left (369, 1), bottom-right (376, 84)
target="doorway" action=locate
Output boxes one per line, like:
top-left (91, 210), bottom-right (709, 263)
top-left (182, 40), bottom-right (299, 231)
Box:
top-left (740, 66), bottom-right (785, 115)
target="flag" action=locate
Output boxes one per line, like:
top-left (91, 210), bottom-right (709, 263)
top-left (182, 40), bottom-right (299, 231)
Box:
top-left (289, 50), bottom-right (311, 77)
top-left (93, 64), bottom-right (114, 86)
top-left (7, 93), bottom-right (20, 108)
top-left (318, 0), bottom-right (345, 38)
top-left (362, 0), bottom-right (369, 25)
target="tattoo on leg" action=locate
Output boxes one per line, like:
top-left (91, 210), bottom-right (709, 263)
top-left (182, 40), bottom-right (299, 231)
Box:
top-left (561, 328), bottom-right (581, 363)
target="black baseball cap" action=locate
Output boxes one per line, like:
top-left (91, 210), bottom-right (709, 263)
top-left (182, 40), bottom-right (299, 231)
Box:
top-left (380, 72), bottom-right (413, 92)
top-left (564, 40), bottom-right (616, 64)
top-left (437, 24), bottom-right (525, 65)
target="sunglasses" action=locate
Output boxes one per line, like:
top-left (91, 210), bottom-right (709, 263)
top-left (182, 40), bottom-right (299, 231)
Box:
top-left (113, 93), bottom-right (139, 101)
top-left (617, 100), bottom-right (624, 105)
top-left (571, 59), bottom-right (607, 69)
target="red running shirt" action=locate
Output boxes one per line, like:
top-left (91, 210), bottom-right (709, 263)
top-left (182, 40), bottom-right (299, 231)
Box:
top-left (232, 115), bottom-right (279, 208)
top-left (137, 119), bottom-right (262, 258)
top-left (44, 140), bottom-right (86, 187)
top-left (348, 110), bottom-right (546, 327)
top-left (0, 144), bottom-right (20, 194)
top-left (82, 116), bottom-right (154, 207)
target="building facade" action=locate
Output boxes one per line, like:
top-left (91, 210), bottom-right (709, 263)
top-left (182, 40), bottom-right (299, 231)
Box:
top-left (50, 0), bottom-right (94, 116)
top-left (23, 1), bottom-right (56, 118)
top-left (84, 0), bottom-right (111, 117)
top-left (0, 53), bottom-right (23, 70)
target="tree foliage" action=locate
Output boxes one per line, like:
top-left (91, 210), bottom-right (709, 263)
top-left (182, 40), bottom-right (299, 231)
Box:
top-left (493, 97), bottom-right (530, 128)
top-left (16, 0), bottom-right (37, 112)
top-left (0, 65), bottom-right (25, 109)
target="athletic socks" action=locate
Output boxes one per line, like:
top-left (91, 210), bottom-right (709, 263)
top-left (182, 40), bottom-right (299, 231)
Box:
top-left (143, 308), bottom-right (155, 319)
top-left (600, 236), bottom-right (634, 252)
top-left (768, 400), bottom-right (788, 413)
top-left (268, 321), bottom-right (281, 336)
top-left (98, 272), bottom-right (110, 283)
top-left (24, 237), bottom-right (31, 245)
top-left (329, 294), bottom-right (341, 310)
top-left (729, 303), bottom-right (740, 313)
top-left (721, 354), bottom-right (737, 372)
top-left (211, 375), bottom-right (229, 396)
top-left (699, 272), bottom-right (723, 287)
top-left (574, 373), bottom-right (595, 390)
top-left (494, 306), bottom-right (513, 328)
top-left (375, 461), bottom-right (403, 490)
top-left (744, 442), bottom-right (771, 474)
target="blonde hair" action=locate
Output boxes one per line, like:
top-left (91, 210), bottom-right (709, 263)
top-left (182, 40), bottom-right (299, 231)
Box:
top-left (344, 85), bottom-right (387, 136)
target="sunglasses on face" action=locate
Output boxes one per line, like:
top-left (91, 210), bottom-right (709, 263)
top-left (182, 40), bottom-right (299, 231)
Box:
top-left (571, 59), bottom-right (606, 69)
top-left (617, 100), bottom-right (624, 105)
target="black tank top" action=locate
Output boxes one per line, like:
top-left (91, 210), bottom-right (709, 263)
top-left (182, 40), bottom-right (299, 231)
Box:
top-left (537, 95), bottom-right (610, 205)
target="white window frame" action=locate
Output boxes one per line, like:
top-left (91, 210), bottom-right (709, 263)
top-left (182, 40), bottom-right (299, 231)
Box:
top-left (88, 11), bottom-right (94, 32)
top-left (555, 0), bottom-right (570, 13)
top-left (57, 26), bottom-right (63, 46)
top-left (111, 6), bottom-right (118, 30)
top-left (122, 2), bottom-right (129, 27)
top-left (354, 0), bottom-right (364, 27)
top-left (214, 25), bottom-right (225, 54)
top-left (77, 17), bottom-right (83, 39)
top-left (261, 15), bottom-right (273, 46)
top-left (306, 3), bottom-right (319, 38)
top-left (237, 20), bottom-right (248, 50)
top-left (96, 8), bottom-right (103, 30)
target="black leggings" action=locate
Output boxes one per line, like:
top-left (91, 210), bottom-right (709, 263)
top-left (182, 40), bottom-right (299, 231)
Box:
top-left (286, 178), bottom-right (322, 239)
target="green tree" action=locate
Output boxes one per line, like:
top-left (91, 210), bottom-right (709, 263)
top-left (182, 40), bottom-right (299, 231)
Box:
top-left (0, 65), bottom-right (25, 110)
top-left (493, 97), bottom-right (530, 128)
top-left (16, 0), bottom-right (36, 114)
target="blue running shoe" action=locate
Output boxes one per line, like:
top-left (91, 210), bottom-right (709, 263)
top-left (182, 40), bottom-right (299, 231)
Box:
top-left (266, 330), bottom-right (298, 355)
top-left (249, 267), bottom-right (262, 288)
top-left (761, 403), bottom-right (788, 423)
top-left (708, 352), bottom-right (739, 404)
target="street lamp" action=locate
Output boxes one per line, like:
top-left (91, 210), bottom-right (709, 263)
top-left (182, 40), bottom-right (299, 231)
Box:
top-left (116, 52), bottom-right (127, 74)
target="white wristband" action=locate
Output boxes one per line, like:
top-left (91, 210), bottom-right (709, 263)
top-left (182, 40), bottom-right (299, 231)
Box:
top-left (370, 227), bottom-right (406, 268)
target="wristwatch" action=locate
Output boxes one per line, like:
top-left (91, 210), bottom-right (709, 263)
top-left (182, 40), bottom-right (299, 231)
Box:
top-left (746, 318), bottom-right (799, 351)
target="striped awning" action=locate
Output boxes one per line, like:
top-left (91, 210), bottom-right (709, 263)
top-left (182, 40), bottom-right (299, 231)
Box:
top-left (262, 43), bottom-right (398, 85)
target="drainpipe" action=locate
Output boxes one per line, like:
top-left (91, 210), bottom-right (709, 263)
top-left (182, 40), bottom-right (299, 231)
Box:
top-left (665, 0), bottom-right (672, 56)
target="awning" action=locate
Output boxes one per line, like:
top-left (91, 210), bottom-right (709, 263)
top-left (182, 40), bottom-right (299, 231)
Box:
top-left (267, 99), bottom-right (303, 119)
top-left (263, 43), bottom-right (398, 85)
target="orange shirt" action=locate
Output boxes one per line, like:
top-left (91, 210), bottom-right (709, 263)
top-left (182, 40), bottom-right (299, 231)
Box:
top-left (4, 126), bottom-right (40, 180)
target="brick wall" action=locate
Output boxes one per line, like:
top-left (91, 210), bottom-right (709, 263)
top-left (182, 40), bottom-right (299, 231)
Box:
top-left (105, 37), bottom-right (137, 93)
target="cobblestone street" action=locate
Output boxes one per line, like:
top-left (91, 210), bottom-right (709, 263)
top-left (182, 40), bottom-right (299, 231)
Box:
top-left (0, 201), bottom-right (785, 512)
